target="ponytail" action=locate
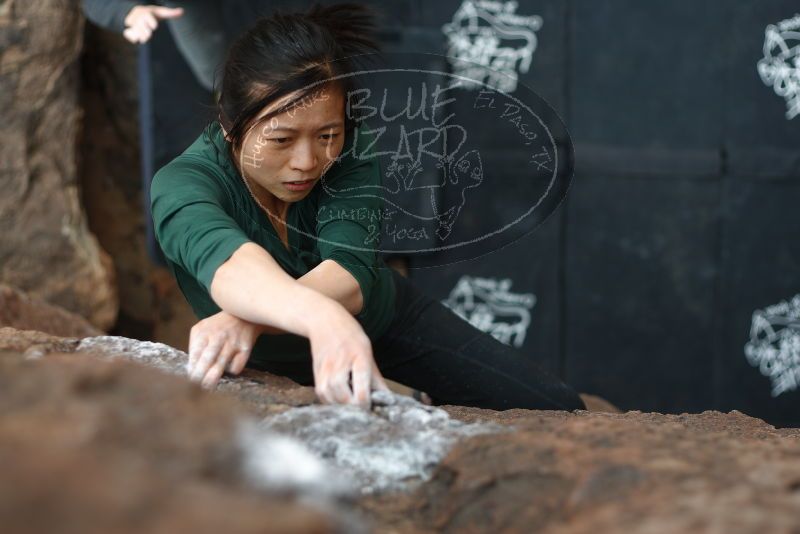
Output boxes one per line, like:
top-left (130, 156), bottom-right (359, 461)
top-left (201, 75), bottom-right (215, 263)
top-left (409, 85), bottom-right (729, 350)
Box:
top-left (306, 3), bottom-right (380, 59)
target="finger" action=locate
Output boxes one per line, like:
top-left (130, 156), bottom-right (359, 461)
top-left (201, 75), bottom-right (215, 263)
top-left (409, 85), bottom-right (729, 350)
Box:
top-left (315, 381), bottom-right (332, 404)
top-left (371, 367), bottom-right (391, 392)
top-left (188, 332), bottom-right (208, 370)
top-left (128, 26), bottom-right (149, 43)
top-left (226, 350), bottom-right (251, 375)
top-left (139, 27), bottom-right (154, 43)
top-left (142, 12), bottom-right (158, 31)
top-left (351, 361), bottom-right (372, 407)
top-left (122, 27), bottom-right (138, 43)
top-left (201, 350), bottom-right (235, 389)
top-left (329, 372), bottom-right (353, 405)
top-left (312, 363), bottom-right (326, 403)
top-left (152, 6), bottom-right (184, 19)
top-left (190, 341), bottom-right (224, 382)
top-left (321, 357), bottom-right (352, 404)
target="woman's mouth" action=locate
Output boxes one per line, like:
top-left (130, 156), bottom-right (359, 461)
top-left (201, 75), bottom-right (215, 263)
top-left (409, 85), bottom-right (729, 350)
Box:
top-left (284, 179), bottom-right (315, 192)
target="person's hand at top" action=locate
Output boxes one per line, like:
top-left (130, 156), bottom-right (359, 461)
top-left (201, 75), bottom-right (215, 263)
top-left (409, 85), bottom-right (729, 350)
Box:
top-left (123, 5), bottom-right (184, 44)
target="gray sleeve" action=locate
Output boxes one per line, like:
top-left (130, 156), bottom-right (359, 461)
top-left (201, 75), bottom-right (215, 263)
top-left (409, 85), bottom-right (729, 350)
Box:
top-left (81, 0), bottom-right (141, 33)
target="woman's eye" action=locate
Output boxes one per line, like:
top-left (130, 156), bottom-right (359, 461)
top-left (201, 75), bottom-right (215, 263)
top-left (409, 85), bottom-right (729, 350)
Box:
top-left (320, 133), bottom-right (339, 142)
top-left (268, 137), bottom-right (289, 145)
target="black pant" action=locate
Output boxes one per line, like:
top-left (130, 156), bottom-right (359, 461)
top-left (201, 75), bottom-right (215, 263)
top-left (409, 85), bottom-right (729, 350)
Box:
top-left (254, 269), bottom-right (586, 411)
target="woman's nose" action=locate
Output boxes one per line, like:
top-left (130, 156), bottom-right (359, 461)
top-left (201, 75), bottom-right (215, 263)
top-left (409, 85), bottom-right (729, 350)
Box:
top-left (289, 141), bottom-right (317, 172)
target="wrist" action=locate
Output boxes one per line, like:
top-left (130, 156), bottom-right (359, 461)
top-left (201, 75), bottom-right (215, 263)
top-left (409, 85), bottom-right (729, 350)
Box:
top-left (293, 287), bottom-right (341, 337)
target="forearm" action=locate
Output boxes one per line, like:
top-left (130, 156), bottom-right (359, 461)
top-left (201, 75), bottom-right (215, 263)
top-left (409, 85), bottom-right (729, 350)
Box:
top-left (299, 259), bottom-right (363, 314)
top-left (255, 259), bottom-right (364, 335)
top-left (209, 242), bottom-right (338, 337)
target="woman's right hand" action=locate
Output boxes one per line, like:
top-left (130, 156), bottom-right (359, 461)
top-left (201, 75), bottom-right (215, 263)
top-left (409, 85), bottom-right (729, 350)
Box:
top-left (307, 302), bottom-right (389, 408)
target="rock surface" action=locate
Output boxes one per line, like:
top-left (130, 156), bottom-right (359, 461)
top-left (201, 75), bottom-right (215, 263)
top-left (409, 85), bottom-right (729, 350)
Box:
top-left (74, 335), bottom-right (499, 494)
top-left (0, 284), bottom-right (102, 337)
top-left (79, 19), bottom-right (198, 348)
top-left (3, 326), bottom-right (800, 533)
top-left (366, 408), bottom-right (800, 533)
top-left (0, 347), bottom-right (342, 533)
top-left (0, 1), bottom-right (117, 329)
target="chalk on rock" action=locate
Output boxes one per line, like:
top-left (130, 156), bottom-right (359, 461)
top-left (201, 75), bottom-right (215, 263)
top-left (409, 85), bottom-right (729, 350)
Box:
top-left (77, 336), bottom-right (189, 375)
top-left (237, 419), bottom-right (354, 498)
top-left (258, 390), bottom-right (501, 495)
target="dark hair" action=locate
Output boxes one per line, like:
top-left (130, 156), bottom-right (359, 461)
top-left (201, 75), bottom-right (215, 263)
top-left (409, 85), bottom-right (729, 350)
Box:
top-left (216, 3), bottom-right (381, 157)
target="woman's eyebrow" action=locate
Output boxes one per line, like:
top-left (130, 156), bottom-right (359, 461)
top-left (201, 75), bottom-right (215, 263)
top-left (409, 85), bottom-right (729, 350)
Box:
top-left (267, 121), bottom-right (344, 133)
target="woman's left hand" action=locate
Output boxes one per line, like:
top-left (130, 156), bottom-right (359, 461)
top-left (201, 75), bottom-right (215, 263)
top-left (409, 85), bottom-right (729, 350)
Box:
top-left (187, 311), bottom-right (263, 389)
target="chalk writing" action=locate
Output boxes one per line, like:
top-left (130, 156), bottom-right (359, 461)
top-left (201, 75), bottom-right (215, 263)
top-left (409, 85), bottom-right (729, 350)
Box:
top-left (744, 294), bottom-right (800, 397)
top-left (248, 60), bottom-right (566, 259)
top-left (443, 275), bottom-right (536, 347)
top-left (242, 117), bottom-right (280, 169)
top-left (317, 205), bottom-right (396, 226)
top-left (758, 14), bottom-right (800, 119)
top-left (442, 0), bottom-right (542, 93)
top-left (286, 87), bottom-right (330, 118)
top-left (384, 223), bottom-right (430, 244)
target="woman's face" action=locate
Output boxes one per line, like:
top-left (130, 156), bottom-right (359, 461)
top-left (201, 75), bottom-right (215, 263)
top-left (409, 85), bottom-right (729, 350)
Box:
top-left (233, 83), bottom-right (346, 204)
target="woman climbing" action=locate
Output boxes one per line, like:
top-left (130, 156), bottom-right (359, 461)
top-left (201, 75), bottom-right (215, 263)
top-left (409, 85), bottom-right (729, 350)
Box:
top-left (150, 3), bottom-right (586, 411)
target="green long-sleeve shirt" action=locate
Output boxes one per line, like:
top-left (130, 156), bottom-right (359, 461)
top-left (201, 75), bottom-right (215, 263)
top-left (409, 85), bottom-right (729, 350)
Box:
top-left (150, 121), bottom-right (396, 364)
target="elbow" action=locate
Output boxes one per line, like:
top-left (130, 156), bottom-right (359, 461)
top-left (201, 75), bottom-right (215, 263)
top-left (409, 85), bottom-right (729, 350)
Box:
top-left (351, 285), bottom-right (365, 316)
top-left (208, 242), bottom-right (250, 303)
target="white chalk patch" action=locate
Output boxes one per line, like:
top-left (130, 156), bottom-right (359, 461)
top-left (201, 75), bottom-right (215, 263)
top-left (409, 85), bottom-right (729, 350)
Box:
top-left (236, 419), bottom-right (352, 497)
top-left (257, 390), bottom-right (501, 495)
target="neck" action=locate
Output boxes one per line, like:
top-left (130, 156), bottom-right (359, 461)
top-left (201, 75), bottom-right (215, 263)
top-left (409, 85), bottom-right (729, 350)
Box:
top-left (246, 175), bottom-right (290, 223)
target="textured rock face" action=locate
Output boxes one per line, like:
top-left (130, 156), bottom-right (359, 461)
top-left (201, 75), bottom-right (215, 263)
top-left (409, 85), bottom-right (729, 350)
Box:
top-left (74, 336), bottom-right (499, 494)
top-left (79, 22), bottom-right (197, 348)
top-left (3, 327), bottom-right (800, 534)
top-left (370, 408), bottom-right (800, 533)
top-left (0, 284), bottom-right (102, 337)
top-left (0, 1), bottom-right (117, 329)
top-left (0, 345), bottom-right (340, 533)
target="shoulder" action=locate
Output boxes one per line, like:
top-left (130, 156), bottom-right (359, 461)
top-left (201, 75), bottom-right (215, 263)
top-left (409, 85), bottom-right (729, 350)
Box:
top-left (150, 156), bottom-right (245, 227)
top-left (152, 125), bottom-right (238, 206)
top-left (152, 156), bottom-right (229, 203)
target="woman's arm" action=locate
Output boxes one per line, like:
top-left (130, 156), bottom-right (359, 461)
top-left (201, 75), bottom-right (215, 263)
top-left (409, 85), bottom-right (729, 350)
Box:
top-left (299, 259), bottom-right (364, 315)
top-left (247, 259), bottom-right (362, 336)
top-left (190, 242), bottom-right (387, 404)
top-left (209, 242), bottom-right (332, 336)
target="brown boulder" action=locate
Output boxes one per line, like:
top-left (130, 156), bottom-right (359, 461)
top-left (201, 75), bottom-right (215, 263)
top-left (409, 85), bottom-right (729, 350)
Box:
top-left (0, 0), bottom-right (117, 329)
top-left (4, 327), bottom-right (800, 533)
top-left (0, 341), bottom-right (343, 534)
top-left (366, 407), bottom-right (800, 533)
top-left (0, 284), bottom-right (103, 337)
